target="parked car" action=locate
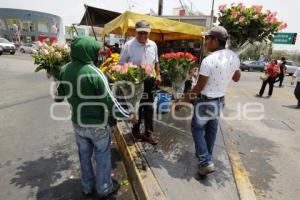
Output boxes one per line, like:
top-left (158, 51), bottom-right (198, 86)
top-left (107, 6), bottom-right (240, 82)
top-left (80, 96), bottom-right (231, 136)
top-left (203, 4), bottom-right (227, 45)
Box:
top-left (240, 60), bottom-right (266, 72)
top-left (19, 43), bottom-right (38, 54)
top-left (0, 46), bottom-right (3, 55)
top-left (0, 37), bottom-right (16, 55)
top-left (285, 61), bottom-right (299, 76)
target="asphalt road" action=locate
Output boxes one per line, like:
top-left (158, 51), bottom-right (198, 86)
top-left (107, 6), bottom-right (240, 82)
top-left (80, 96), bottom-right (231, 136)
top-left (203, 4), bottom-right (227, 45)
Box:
top-left (0, 53), bottom-right (299, 200)
top-left (224, 71), bottom-right (300, 200)
top-left (0, 54), bottom-right (135, 200)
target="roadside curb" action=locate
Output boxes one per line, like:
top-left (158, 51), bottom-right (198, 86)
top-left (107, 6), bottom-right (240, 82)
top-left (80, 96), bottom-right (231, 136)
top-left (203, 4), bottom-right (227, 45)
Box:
top-left (112, 121), bottom-right (167, 200)
top-left (220, 120), bottom-right (257, 200)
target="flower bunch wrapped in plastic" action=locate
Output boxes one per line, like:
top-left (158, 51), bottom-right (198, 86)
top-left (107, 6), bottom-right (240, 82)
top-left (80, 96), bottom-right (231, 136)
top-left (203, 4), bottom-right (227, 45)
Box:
top-left (99, 53), bottom-right (120, 72)
top-left (159, 52), bottom-right (198, 98)
top-left (33, 42), bottom-right (71, 79)
top-left (218, 3), bottom-right (287, 49)
top-left (108, 63), bottom-right (152, 109)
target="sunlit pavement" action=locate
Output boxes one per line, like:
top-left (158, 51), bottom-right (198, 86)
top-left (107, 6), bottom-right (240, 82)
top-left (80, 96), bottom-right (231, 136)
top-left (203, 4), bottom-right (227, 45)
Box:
top-left (0, 54), bottom-right (135, 200)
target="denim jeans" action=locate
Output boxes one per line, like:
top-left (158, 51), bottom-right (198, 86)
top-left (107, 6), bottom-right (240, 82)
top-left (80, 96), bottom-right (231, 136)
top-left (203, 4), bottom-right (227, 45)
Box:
top-left (191, 98), bottom-right (224, 167)
top-left (73, 123), bottom-right (113, 196)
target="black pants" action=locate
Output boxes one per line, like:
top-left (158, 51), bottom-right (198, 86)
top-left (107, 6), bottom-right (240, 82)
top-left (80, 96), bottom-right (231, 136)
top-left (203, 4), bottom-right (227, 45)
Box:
top-left (275, 74), bottom-right (285, 86)
top-left (132, 77), bottom-right (155, 136)
top-left (259, 77), bottom-right (276, 96)
top-left (294, 82), bottom-right (300, 107)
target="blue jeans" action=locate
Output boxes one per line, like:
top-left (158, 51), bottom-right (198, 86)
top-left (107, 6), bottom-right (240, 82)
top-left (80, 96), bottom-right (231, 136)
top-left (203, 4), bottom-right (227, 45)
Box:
top-left (73, 123), bottom-right (113, 195)
top-left (191, 98), bottom-right (224, 167)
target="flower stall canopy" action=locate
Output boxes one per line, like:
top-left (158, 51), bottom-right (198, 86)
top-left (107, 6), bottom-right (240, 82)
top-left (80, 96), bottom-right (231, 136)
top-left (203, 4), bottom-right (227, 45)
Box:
top-left (79, 5), bottom-right (121, 27)
top-left (102, 11), bottom-right (205, 41)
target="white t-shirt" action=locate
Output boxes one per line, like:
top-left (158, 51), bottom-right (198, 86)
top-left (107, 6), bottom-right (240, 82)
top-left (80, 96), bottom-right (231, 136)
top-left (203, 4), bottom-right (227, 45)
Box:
top-left (199, 49), bottom-right (240, 98)
top-left (293, 68), bottom-right (300, 82)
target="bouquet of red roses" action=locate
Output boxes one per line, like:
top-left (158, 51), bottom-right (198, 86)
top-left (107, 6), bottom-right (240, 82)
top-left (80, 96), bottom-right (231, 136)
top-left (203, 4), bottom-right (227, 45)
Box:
top-left (159, 52), bottom-right (198, 98)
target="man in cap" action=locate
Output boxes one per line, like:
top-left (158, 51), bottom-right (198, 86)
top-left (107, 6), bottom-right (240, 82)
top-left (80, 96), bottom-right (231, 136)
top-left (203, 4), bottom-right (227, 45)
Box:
top-left (119, 20), bottom-right (161, 145)
top-left (176, 26), bottom-right (241, 175)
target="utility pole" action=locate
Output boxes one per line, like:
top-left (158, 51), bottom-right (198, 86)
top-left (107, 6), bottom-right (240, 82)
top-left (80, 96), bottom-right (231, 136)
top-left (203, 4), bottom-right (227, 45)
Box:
top-left (158, 0), bottom-right (163, 16)
top-left (210, 0), bottom-right (215, 28)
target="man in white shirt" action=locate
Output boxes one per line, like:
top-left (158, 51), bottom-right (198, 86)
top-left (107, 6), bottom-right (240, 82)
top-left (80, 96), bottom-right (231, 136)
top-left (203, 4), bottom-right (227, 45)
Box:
top-left (119, 20), bottom-right (161, 145)
top-left (291, 68), bottom-right (300, 109)
top-left (177, 26), bottom-right (241, 175)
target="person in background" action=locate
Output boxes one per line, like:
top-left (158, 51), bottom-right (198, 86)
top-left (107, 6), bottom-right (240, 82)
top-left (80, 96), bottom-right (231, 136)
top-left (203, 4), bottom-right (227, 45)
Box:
top-left (275, 57), bottom-right (287, 87)
top-left (112, 43), bottom-right (121, 54)
top-left (291, 67), bottom-right (300, 109)
top-left (176, 26), bottom-right (241, 176)
top-left (119, 20), bottom-right (161, 145)
top-left (55, 37), bottom-right (136, 199)
top-left (257, 59), bottom-right (280, 98)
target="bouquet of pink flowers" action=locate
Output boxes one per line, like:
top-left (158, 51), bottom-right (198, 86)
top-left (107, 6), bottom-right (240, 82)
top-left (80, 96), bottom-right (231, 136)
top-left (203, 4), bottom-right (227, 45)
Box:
top-left (108, 62), bottom-right (152, 84)
top-left (218, 3), bottom-right (287, 49)
top-left (108, 62), bottom-right (152, 110)
top-left (33, 42), bottom-right (71, 79)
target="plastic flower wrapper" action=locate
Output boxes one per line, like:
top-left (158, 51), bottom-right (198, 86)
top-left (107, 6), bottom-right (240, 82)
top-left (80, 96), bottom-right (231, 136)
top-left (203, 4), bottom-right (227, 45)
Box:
top-left (33, 42), bottom-right (71, 80)
top-left (108, 63), bottom-right (149, 112)
top-left (159, 52), bottom-right (198, 99)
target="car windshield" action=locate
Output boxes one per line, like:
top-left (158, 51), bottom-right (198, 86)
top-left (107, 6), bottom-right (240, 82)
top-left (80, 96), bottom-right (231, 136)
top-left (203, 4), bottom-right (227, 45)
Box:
top-left (0, 38), bottom-right (11, 43)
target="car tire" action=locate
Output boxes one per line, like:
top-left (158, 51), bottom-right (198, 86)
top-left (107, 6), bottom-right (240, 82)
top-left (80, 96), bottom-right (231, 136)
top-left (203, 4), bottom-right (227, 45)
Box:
top-left (10, 52), bottom-right (15, 55)
top-left (20, 48), bottom-right (25, 53)
top-left (289, 73), bottom-right (293, 76)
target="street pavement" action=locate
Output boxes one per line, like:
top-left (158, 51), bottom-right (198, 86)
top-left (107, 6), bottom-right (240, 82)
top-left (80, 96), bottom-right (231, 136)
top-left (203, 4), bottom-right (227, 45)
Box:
top-left (134, 71), bottom-right (300, 200)
top-left (224, 71), bottom-right (300, 200)
top-left (0, 54), bottom-right (135, 200)
top-left (1, 53), bottom-right (299, 200)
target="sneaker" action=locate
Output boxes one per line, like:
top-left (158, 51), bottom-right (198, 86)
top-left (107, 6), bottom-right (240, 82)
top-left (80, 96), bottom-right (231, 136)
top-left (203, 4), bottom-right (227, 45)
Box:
top-left (97, 179), bottom-right (120, 200)
top-left (198, 163), bottom-right (215, 176)
top-left (256, 94), bottom-right (262, 97)
top-left (267, 95), bottom-right (272, 98)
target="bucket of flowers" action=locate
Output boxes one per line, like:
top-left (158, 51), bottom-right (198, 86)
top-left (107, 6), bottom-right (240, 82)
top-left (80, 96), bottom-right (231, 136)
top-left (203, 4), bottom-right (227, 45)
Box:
top-left (159, 52), bottom-right (197, 99)
top-left (108, 63), bottom-right (152, 111)
top-left (33, 42), bottom-right (71, 80)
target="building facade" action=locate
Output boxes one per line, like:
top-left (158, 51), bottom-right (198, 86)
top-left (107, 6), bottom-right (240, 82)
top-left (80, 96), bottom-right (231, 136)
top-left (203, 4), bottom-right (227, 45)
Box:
top-left (0, 8), bottom-right (64, 43)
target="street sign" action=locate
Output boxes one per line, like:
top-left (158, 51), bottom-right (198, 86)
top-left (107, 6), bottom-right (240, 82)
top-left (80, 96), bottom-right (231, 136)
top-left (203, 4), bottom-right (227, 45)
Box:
top-left (273, 32), bottom-right (297, 45)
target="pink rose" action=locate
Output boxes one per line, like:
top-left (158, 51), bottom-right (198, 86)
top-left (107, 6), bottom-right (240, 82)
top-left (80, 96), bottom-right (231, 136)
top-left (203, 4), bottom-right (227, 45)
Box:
top-left (252, 5), bottom-right (263, 14)
top-left (231, 11), bottom-right (238, 18)
top-left (239, 16), bottom-right (246, 23)
top-left (219, 4), bottom-right (227, 12)
top-left (238, 3), bottom-right (245, 12)
top-left (254, 14), bottom-right (259, 19)
top-left (278, 23), bottom-right (287, 30)
top-left (120, 65), bottom-right (128, 74)
top-left (110, 65), bottom-right (121, 72)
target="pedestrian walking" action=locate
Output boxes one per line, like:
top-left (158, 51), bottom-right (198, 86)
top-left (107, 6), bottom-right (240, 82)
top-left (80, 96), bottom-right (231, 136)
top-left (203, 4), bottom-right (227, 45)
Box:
top-left (275, 57), bottom-right (287, 87)
top-left (176, 26), bottom-right (241, 176)
top-left (257, 59), bottom-right (280, 98)
top-left (291, 67), bottom-right (300, 109)
top-left (119, 20), bottom-right (162, 145)
top-left (54, 37), bottom-right (136, 199)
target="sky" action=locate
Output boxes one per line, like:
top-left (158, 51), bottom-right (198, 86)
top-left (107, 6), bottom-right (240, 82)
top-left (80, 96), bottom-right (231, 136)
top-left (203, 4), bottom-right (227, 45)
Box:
top-left (1, 0), bottom-right (299, 51)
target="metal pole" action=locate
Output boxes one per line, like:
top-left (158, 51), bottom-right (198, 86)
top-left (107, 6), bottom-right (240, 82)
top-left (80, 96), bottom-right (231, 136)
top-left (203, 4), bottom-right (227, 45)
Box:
top-left (158, 0), bottom-right (163, 16)
top-left (210, 0), bottom-right (215, 28)
top-left (84, 4), bottom-right (97, 41)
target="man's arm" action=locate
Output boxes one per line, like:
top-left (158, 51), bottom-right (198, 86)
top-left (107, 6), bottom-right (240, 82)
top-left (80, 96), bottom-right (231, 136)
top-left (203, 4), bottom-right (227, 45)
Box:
top-left (186, 75), bottom-right (209, 101)
top-left (232, 69), bottom-right (241, 82)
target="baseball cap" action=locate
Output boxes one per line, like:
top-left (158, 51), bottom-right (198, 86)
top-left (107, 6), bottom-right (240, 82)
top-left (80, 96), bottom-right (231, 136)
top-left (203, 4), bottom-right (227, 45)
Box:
top-left (205, 26), bottom-right (228, 41)
top-left (135, 20), bottom-right (151, 33)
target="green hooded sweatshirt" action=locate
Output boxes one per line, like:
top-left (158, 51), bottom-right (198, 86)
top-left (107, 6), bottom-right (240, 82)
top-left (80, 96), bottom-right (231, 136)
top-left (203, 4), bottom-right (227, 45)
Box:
top-left (56, 36), bottom-right (130, 126)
